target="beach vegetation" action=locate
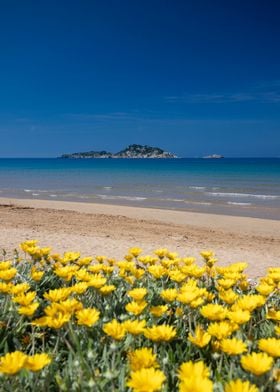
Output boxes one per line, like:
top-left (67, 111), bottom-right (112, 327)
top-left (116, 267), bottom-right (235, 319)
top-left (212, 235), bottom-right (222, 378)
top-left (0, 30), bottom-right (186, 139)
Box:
top-left (0, 241), bottom-right (279, 390)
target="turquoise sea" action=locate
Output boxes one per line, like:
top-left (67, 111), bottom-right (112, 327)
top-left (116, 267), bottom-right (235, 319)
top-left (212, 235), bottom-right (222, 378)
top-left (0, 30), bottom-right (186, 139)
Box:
top-left (0, 158), bottom-right (280, 219)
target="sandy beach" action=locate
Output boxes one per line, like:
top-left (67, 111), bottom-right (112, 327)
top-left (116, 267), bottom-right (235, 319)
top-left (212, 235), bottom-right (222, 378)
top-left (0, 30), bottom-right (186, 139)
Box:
top-left (0, 197), bottom-right (279, 278)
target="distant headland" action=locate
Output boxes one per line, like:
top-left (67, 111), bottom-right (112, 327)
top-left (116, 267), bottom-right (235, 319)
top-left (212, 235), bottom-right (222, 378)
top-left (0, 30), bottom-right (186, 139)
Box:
top-left (60, 144), bottom-right (178, 159)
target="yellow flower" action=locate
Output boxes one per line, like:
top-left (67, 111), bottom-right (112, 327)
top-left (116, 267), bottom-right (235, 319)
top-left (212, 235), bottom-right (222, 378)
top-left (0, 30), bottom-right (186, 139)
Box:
top-left (200, 304), bottom-right (227, 321)
top-left (166, 251), bottom-right (178, 260)
top-left (13, 291), bottom-right (36, 306)
top-left (154, 248), bottom-right (168, 259)
top-left (126, 301), bottom-right (147, 316)
top-left (190, 297), bottom-right (205, 308)
top-left (241, 352), bottom-right (274, 376)
top-left (275, 324), bottom-right (280, 335)
top-left (0, 268), bottom-right (17, 281)
top-left (18, 302), bottom-right (39, 317)
top-left (182, 257), bottom-right (196, 265)
top-left (88, 264), bottom-right (104, 274)
top-left (24, 353), bottom-right (51, 372)
top-left (266, 309), bottom-right (280, 322)
top-left (182, 265), bottom-right (206, 278)
top-left (123, 319), bottom-right (146, 335)
top-left (20, 239), bottom-right (38, 253)
top-left (227, 309), bottom-right (250, 325)
top-left (32, 316), bottom-right (49, 327)
top-left (206, 257), bottom-right (218, 268)
top-left (200, 250), bottom-right (214, 261)
top-left (178, 360), bottom-right (210, 380)
top-left (88, 275), bottom-right (107, 288)
top-left (74, 268), bottom-right (91, 281)
top-left (128, 348), bottom-right (158, 371)
top-left (0, 282), bottom-right (11, 293)
top-left (131, 267), bottom-right (145, 279)
top-left (127, 367), bottom-right (165, 392)
top-left (204, 291), bottom-right (215, 303)
top-left (0, 261), bottom-right (12, 270)
top-left (256, 283), bottom-right (274, 296)
top-left (95, 255), bottom-right (107, 263)
top-left (219, 289), bottom-right (238, 305)
top-left (10, 282), bottom-right (30, 295)
top-left (220, 338), bottom-right (247, 355)
top-left (168, 269), bottom-right (186, 283)
top-left (36, 313), bottom-right (71, 329)
top-left (207, 321), bottom-right (234, 340)
top-left (234, 295), bottom-right (265, 312)
top-left (148, 265), bottom-right (167, 279)
top-left (103, 319), bottom-right (126, 340)
top-left (217, 279), bottom-right (236, 289)
top-left (129, 247), bottom-right (143, 257)
top-left (54, 265), bottom-right (78, 280)
top-left (177, 289), bottom-right (202, 305)
top-left (224, 379), bottom-right (258, 392)
top-left (138, 255), bottom-right (155, 265)
top-left (43, 288), bottom-right (71, 302)
top-left (124, 254), bottom-right (134, 262)
top-left (179, 377), bottom-right (213, 392)
top-left (150, 305), bottom-right (168, 317)
top-left (188, 325), bottom-right (211, 348)
top-left (127, 288), bottom-right (148, 301)
top-left (76, 308), bottom-right (100, 327)
top-left (77, 256), bottom-right (93, 266)
top-left (44, 303), bottom-right (70, 317)
top-left (0, 351), bottom-right (27, 374)
top-left (258, 338), bottom-right (280, 357)
top-left (59, 298), bottom-right (83, 313)
top-left (30, 268), bottom-right (44, 281)
top-left (70, 282), bottom-right (88, 294)
top-left (160, 288), bottom-right (177, 302)
top-left (62, 251), bottom-right (80, 263)
top-left (144, 324), bottom-right (176, 342)
top-left (99, 285), bottom-right (116, 295)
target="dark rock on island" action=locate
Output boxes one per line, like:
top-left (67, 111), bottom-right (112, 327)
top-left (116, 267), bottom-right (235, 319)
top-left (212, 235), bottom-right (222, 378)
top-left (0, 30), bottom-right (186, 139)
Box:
top-left (60, 144), bottom-right (178, 159)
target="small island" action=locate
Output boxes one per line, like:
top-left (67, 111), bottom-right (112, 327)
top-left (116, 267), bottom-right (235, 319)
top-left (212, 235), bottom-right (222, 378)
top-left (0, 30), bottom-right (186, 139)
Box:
top-left (60, 144), bottom-right (178, 159)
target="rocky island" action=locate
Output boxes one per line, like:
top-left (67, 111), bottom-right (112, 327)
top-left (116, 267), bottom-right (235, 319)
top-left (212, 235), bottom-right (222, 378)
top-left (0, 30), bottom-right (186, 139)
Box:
top-left (60, 144), bottom-right (178, 159)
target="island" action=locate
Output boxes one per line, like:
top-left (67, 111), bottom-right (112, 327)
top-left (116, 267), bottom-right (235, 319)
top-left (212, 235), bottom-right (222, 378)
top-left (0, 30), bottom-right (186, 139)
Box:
top-left (60, 144), bottom-right (178, 159)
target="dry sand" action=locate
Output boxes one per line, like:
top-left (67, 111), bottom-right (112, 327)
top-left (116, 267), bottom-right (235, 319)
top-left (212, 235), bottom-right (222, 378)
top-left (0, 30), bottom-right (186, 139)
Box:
top-left (0, 197), bottom-right (279, 278)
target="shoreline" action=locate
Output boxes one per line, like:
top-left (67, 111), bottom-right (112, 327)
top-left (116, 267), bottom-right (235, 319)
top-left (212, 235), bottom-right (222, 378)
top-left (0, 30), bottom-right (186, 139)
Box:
top-left (1, 196), bottom-right (280, 237)
top-left (0, 197), bottom-right (279, 278)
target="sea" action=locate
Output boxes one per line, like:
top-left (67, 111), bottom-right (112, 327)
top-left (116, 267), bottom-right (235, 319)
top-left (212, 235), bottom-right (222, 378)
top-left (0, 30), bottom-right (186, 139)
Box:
top-left (0, 158), bottom-right (280, 220)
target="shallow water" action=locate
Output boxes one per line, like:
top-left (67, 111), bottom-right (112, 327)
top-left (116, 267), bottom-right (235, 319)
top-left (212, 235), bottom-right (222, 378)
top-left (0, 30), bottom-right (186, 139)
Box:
top-left (0, 158), bottom-right (280, 219)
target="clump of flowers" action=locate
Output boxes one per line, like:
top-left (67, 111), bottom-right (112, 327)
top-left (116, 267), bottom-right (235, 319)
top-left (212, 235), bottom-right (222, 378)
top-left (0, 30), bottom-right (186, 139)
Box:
top-left (0, 241), bottom-right (278, 390)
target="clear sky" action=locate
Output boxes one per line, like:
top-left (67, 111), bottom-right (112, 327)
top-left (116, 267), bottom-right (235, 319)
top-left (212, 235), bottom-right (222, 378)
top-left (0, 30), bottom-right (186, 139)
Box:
top-left (0, 0), bottom-right (280, 157)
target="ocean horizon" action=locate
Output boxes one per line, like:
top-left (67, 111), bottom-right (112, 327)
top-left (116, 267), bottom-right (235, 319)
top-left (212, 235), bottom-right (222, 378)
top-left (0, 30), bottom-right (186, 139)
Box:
top-left (0, 157), bottom-right (280, 220)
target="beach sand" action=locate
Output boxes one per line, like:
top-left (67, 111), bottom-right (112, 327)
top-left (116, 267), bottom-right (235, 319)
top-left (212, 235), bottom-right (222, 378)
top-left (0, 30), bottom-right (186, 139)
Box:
top-left (0, 197), bottom-right (279, 278)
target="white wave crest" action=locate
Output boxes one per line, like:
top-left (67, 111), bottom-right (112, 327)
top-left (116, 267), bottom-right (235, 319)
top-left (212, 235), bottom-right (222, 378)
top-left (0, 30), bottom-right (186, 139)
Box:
top-left (185, 201), bottom-right (212, 206)
top-left (227, 202), bottom-right (252, 206)
top-left (206, 192), bottom-right (279, 200)
top-left (96, 194), bottom-right (147, 201)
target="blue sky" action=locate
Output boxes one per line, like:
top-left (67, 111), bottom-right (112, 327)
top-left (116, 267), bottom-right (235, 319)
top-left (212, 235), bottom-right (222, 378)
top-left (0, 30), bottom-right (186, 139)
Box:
top-left (0, 0), bottom-right (280, 157)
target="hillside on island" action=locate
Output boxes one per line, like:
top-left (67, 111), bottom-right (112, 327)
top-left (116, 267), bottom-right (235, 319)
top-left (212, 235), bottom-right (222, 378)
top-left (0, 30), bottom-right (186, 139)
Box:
top-left (60, 144), bottom-right (178, 158)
